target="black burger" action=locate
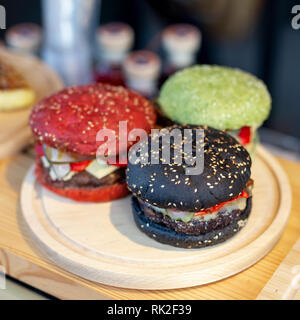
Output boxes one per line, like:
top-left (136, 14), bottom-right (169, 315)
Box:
top-left (126, 125), bottom-right (253, 248)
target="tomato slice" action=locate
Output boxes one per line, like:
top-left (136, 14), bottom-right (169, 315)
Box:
top-left (70, 160), bottom-right (91, 172)
top-left (194, 190), bottom-right (249, 216)
top-left (35, 144), bottom-right (44, 157)
top-left (238, 126), bottom-right (251, 145)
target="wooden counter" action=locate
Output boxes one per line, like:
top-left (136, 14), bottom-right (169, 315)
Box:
top-left (0, 152), bottom-right (299, 300)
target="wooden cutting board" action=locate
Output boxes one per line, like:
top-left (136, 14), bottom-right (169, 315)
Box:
top-left (0, 48), bottom-right (63, 159)
top-left (20, 146), bottom-right (292, 290)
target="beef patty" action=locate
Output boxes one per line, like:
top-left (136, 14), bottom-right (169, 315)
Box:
top-left (136, 197), bottom-right (252, 236)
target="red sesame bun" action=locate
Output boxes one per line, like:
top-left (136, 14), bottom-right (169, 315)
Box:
top-left (29, 83), bottom-right (156, 156)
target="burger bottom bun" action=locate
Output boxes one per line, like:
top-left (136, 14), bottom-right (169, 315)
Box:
top-left (132, 196), bottom-right (252, 249)
top-left (35, 160), bottom-right (129, 202)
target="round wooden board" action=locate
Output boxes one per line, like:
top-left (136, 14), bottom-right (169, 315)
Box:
top-left (20, 146), bottom-right (292, 290)
top-left (0, 48), bottom-right (63, 159)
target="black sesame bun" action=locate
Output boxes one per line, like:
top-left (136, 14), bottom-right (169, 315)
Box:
top-left (126, 125), bottom-right (253, 248)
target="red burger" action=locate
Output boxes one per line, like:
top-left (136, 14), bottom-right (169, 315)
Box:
top-left (29, 83), bottom-right (156, 202)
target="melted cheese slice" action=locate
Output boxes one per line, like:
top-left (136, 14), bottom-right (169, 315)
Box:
top-left (148, 196), bottom-right (248, 223)
top-left (85, 159), bottom-right (118, 180)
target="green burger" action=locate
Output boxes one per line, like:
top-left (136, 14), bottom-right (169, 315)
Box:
top-left (158, 65), bottom-right (271, 154)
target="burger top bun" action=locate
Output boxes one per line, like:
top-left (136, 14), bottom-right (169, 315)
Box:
top-left (30, 83), bottom-right (156, 156)
top-left (158, 65), bottom-right (271, 130)
top-left (126, 125), bottom-right (251, 211)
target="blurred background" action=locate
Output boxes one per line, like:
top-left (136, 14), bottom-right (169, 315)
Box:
top-left (0, 0), bottom-right (299, 157)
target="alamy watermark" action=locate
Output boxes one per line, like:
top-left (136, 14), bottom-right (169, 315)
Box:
top-left (291, 5), bottom-right (300, 30)
top-left (96, 122), bottom-right (205, 175)
top-left (0, 5), bottom-right (6, 30)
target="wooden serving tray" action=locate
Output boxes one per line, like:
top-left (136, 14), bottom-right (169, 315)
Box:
top-left (0, 48), bottom-right (63, 159)
top-left (20, 147), bottom-right (292, 290)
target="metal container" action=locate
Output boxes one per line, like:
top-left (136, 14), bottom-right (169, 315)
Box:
top-left (42, 0), bottom-right (101, 86)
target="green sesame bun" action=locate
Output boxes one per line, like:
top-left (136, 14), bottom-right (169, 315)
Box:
top-left (158, 65), bottom-right (271, 130)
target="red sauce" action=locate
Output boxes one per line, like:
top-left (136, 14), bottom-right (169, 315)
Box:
top-left (194, 190), bottom-right (249, 216)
